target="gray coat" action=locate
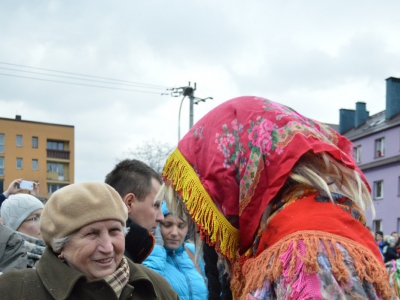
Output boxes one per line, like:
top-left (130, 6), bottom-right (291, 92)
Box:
top-left (0, 247), bottom-right (179, 300)
top-left (0, 224), bottom-right (27, 274)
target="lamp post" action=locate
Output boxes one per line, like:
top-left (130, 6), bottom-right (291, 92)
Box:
top-left (169, 82), bottom-right (212, 141)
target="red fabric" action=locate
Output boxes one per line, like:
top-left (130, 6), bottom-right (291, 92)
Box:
top-left (256, 194), bottom-right (382, 262)
top-left (177, 96), bottom-right (368, 254)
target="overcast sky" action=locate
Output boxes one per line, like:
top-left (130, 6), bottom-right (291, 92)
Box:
top-left (1, 1), bottom-right (400, 183)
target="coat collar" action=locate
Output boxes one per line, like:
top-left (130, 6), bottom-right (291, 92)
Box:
top-left (165, 244), bottom-right (185, 254)
top-left (36, 248), bottom-right (158, 300)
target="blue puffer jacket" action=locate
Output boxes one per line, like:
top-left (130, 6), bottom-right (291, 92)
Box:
top-left (143, 243), bottom-right (208, 300)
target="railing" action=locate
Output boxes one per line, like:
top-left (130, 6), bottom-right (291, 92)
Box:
top-left (47, 149), bottom-right (70, 160)
top-left (46, 171), bottom-right (70, 182)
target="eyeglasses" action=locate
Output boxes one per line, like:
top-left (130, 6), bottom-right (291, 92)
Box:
top-left (23, 216), bottom-right (40, 223)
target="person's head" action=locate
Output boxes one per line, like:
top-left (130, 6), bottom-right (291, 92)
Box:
top-left (105, 159), bottom-right (163, 232)
top-left (391, 231), bottom-right (399, 241)
top-left (160, 202), bottom-right (190, 250)
top-left (1, 194), bottom-right (44, 238)
top-left (162, 96), bottom-right (372, 299)
top-left (40, 182), bottom-right (128, 281)
top-left (375, 231), bottom-right (384, 241)
top-left (388, 236), bottom-right (396, 246)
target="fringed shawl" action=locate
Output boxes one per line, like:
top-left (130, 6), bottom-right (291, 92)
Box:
top-left (163, 96), bottom-right (368, 261)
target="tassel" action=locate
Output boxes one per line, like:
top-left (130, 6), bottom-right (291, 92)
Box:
top-left (233, 230), bottom-right (394, 300)
top-left (163, 148), bottom-right (240, 261)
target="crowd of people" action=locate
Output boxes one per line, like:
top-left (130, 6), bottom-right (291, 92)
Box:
top-left (0, 96), bottom-right (399, 299)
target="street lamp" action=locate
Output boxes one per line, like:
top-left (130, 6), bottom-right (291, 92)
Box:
top-left (169, 82), bottom-right (212, 141)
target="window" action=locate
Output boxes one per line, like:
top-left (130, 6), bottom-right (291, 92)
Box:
top-left (32, 137), bottom-right (38, 148)
top-left (32, 159), bottom-right (38, 171)
top-left (16, 158), bottom-right (23, 169)
top-left (48, 184), bottom-right (67, 194)
top-left (375, 137), bottom-right (385, 157)
top-left (47, 162), bottom-right (64, 175)
top-left (47, 162), bottom-right (65, 180)
top-left (374, 180), bottom-right (383, 199)
top-left (0, 134), bottom-right (4, 153)
top-left (47, 140), bottom-right (64, 150)
top-left (0, 157), bottom-right (4, 176)
top-left (373, 220), bottom-right (382, 232)
top-left (0, 179), bottom-right (3, 193)
top-left (353, 145), bottom-right (361, 163)
top-left (16, 135), bottom-right (22, 147)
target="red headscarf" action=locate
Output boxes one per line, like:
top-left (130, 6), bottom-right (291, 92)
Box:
top-left (163, 96), bottom-right (367, 261)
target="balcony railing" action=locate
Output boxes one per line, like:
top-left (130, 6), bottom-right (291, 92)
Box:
top-left (47, 149), bottom-right (70, 160)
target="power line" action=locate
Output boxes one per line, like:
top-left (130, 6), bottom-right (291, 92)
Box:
top-left (0, 73), bottom-right (163, 94)
top-left (0, 66), bottom-right (165, 90)
top-left (0, 61), bottom-right (167, 89)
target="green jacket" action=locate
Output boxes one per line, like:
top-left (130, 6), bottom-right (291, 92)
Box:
top-left (0, 247), bottom-right (179, 300)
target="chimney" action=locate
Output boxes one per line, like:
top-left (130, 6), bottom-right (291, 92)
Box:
top-left (355, 102), bottom-right (369, 127)
top-left (339, 109), bottom-right (355, 134)
top-left (15, 115), bottom-right (21, 121)
top-left (386, 77), bottom-right (400, 120)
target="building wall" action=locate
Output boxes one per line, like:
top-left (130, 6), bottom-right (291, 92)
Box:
top-left (363, 162), bottom-right (400, 233)
top-left (351, 125), bottom-right (400, 232)
top-left (352, 126), bottom-right (399, 164)
top-left (0, 117), bottom-right (74, 199)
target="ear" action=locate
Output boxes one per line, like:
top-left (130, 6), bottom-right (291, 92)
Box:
top-left (122, 193), bottom-right (137, 213)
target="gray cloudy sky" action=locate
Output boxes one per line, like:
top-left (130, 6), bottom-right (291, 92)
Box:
top-left (1, 1), bottom-right (400, 182)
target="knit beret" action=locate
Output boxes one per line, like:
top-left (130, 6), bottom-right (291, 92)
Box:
top-left (1, 194), bottom-right (44, 231)
top-left (40, 182), bottom-right (128, 252)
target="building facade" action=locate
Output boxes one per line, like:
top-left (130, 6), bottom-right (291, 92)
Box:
top-left (0, 115), bottom-right (74, 199)
top-left (339, 77), bottom-right (400, 234)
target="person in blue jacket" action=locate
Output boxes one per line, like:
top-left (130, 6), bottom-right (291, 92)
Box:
top-left (143, 202), bottom-right (208, 300)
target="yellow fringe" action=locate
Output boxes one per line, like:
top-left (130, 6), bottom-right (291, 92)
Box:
top-left (163, 148), bottom-right (240, 261)
top-left (231, 230), bottom-right (394, 300)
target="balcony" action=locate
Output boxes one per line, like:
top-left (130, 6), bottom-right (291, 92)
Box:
top-left (47, 149), bottom-right (70, 160)
top-left (47, 171), bottom-right (70, 182)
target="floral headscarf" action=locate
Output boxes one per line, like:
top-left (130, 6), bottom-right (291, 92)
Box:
top-left (163, 96), bottom-right (366, 261)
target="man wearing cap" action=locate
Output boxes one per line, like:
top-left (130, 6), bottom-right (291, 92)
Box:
top-left (105, 159), bottom-right (164, 263)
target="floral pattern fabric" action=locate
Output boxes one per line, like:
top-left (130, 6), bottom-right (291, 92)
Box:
top-left (179, 96), bottom-right (365, 253)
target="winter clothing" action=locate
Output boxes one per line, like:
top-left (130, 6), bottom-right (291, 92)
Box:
top-left (162, 96), bottom-right (393, 299)
top-left (143, 243), bottom-right (208, 300)
top-left (0, 193), bottom-right (6, 207)
top-left (0, 224), bottom-right (27, 274)
top-left (1, 194), bottom-right (44, 231)
top-left (124, 219), bottom-right (155, 263)
top-left (0, 247), bottom-right (179, 299)
top-left (17, 231), bottom-right (45, 268)
top-left (40, 182), bottom-right (128, 251)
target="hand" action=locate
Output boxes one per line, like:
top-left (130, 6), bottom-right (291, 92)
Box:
top-left (3, 178), bottom-right (23, 198)
top-left (29, 182), bottom-right (40, 197)
top-left (153, 224), bottom-right (164, 247)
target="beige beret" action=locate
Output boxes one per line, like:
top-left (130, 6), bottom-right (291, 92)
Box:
top-left (40, 182), bottom-right (128, 251)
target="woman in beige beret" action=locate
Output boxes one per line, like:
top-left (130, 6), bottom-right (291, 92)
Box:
top-left (0, 182), bottom-right (179, 300)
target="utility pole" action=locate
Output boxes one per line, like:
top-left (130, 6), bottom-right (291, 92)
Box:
top-left (168, 82), bottom-right (212, 140)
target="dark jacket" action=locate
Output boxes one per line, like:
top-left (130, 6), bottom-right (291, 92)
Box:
top-left (0, 247), bottom-right (179, 300)
top-left (0, 193), bottom-right (6, 207)
top-left (124, 219), bottom-right (155, 263)
top-left (0, 224), bottom-right (27, 274)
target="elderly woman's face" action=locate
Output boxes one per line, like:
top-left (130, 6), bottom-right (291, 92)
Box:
top-left (61, 220), bottom-right (125, 281)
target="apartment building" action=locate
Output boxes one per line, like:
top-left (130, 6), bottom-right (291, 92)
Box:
top-left (0, 115), bottom-right (74, 199)
top-left (339, 77), bottom-right (400, 234)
